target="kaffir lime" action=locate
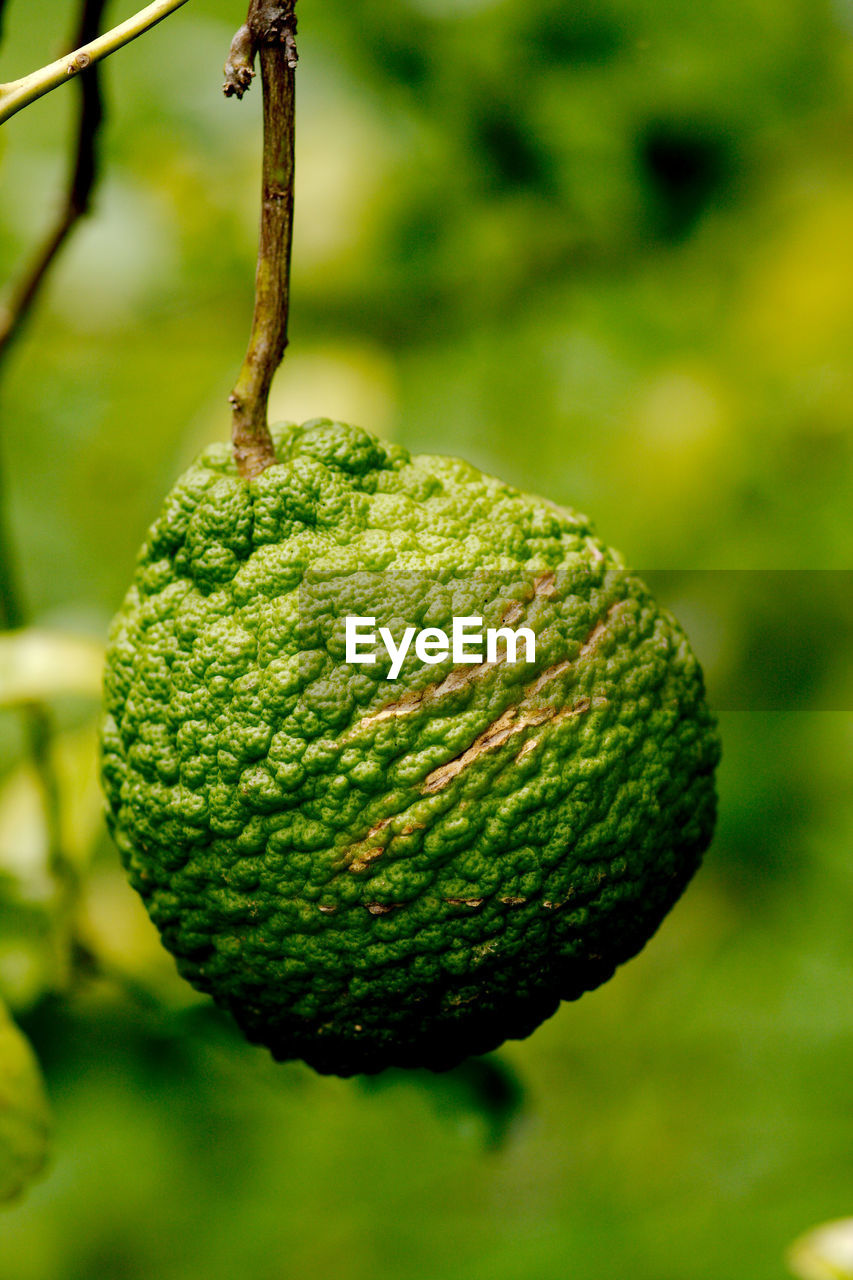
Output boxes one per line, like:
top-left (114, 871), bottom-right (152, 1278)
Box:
top-left (101, 420), bottom-right (719, 1075)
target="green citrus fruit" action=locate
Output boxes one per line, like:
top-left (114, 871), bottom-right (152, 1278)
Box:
top-left (101, 419), bottom-right (719, 1075)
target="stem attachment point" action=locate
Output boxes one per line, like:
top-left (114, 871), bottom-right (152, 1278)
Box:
top-left (224, 3), bottom-right (298, 480)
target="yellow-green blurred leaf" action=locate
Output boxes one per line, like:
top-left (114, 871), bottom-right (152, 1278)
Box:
top-left (54, 721), bottom-right (104, 866)
top-left (0, 763), bottom-right (50, 891)
top-left (0, 999), bottom-right (51, 1205)
top-left (0, 630), bottom-right (104, 707)
top-left (0, 721), bottom-right (105, 1007)
top-left (0, 720), bottom-right (103, 886)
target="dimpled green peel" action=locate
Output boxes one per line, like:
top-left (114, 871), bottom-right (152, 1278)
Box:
top-left (101, 419), bottom-right (719, 1075)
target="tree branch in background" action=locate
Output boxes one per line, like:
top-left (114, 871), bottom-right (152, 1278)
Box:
top-left (0, 0), bottom-right (107, 368)
top-left (225, 1), bottom-right (298, 480)
top-left (0, 0), bottom-right (188, 125)
top-left (0, 0), bottom-right (110, 984)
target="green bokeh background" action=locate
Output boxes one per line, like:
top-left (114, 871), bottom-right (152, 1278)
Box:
top-left (1, 0), bottom-right (852, 1276)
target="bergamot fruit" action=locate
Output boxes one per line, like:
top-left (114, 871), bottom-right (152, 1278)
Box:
top-left (101, 419), bottom-right (719, 1075)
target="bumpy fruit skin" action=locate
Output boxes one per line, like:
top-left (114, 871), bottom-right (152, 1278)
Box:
top-left (101, 420), bottom-right (719, 1075)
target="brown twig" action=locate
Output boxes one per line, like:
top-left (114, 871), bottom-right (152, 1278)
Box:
top-left (0, 0), bottom-right (107, 369)
top-left (0, 0), bottom-right (106, 987)
top-left (224, 1), bottom-right (298, 480)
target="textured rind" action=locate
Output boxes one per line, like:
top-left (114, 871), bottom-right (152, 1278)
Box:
top-left (101, 419), bottom-right (720, 1075)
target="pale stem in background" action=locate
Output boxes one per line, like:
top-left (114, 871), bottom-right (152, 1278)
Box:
top-left (0, 0), bottom-right (189, 125)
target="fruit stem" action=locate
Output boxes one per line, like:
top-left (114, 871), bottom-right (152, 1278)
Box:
top-left (0, 0), bottom-right (189, 126)
top-left (225, 2), bottom-right (298, 480)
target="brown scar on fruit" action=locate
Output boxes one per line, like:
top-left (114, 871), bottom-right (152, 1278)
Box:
top-left (347, 687), bottom-right (423, 733)
top-left (543, 884), bottom-right (576, 910)
top-left (533, 571), bottom-right (557, 597)
top-left (344, 573), bottom-right (621, 742)
top-left (515, 735), bottom-right (538, 762)
top-left (497, 571), bottom-right (554, 629)
top-left (338, 816), bottom-right (425, 874)
top-left (528, 658), bottom-right (573, 697)
top-left (579, 598), bottom-right (630, 657)
top-left (334, 812), bottom-right (425, 879)
top-left (422, 680), bottom-right (601, 794)
top-left (349, 848), bottom-right (384, 873)
top-left (365, 902), bottom-right (403, 915)
top-left (526, 598), bottom-right (628, 699)
top-left (418, 599), bottom-right (624, 794)
top-left (344, 657), bottom-right (502, 738)
top-left (357, 597), bottom-right (623, 795)
top-left (530, 692), bottom-right (607, 743)
top-left (333, 834), bottom-right (387, 873)
top-left (345, 580), bottom-right (581, 740)
top-left (499, 600), bottom-right (525, 626)
top-left (423, 703), bottom-right (563, 794)
top-left (514, 696), bottom-right (594, 761)
top-left (444, 896), bottom-right (485, 909)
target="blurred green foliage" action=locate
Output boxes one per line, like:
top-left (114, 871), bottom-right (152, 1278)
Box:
top-left (0, 998), bottom-right (50, 1205)
top-left (0, 0), bottom-right (852, 1277)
